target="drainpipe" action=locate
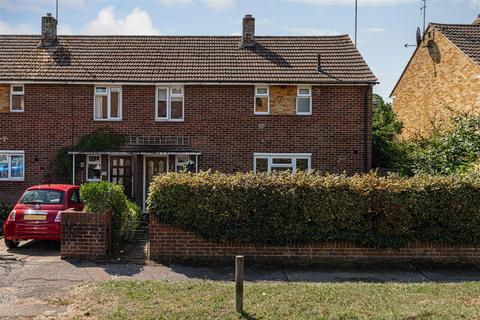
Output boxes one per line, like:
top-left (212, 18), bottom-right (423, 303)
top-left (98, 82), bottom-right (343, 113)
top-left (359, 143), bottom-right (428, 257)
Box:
top-left (364, 86), bottom-right (370, 172)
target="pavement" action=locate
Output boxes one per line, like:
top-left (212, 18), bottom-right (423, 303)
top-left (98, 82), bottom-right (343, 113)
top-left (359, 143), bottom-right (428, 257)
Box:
top-left (2, 240), bottom-right (480, 319)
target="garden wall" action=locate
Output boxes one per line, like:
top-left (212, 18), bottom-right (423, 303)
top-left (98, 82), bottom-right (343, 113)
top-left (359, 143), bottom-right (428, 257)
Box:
top-left (60, 211), bottom-right (111, 260)
top-left (149, 216), bottom-right (480, 265)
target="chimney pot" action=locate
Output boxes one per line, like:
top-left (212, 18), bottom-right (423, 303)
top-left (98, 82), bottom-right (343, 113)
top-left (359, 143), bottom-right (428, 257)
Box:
top-left (474, 14), bottom-right (480, 25)
top-left (41, 13), bottom-right (57, 47)
top-left (240, 14), bottom-right (255, 48)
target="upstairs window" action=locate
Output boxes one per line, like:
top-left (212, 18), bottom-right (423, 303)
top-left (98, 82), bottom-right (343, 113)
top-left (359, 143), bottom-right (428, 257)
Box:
top-left (0, 151), bottom-right (24, 181)
top-left (156, 86), bottom-right (184, 121)
top-left (253, 153), bottom-right (311, 173)
top-left (94, 86), bottom-right (122, 121)
top-left (296, 87), bottom-right (312, 115)
top-left (10, 85), bottom-right (24, 112)
top-left (254, 86), bottom-right (269, 114)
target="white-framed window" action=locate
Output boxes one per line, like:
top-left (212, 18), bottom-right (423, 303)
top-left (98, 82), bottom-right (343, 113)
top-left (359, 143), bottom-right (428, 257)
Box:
top-left (296, 86), bottom-right (312, 115)
top-left (94, 86), bottom-right (122, 121)
top-left (254, 85), bottom-right (270, 115)
top-left (86, 155), bottom-right (101, 182)
top-left (156, 86), bottom-right (184, 121)
top-left (10, 84), bottom-right (25, 112)
top-left (175, 155), bottom-right (196, 172)
top-left (253, 153), bottom-right (311, 173)
top-left (0, 151), bottom-right (25, 181)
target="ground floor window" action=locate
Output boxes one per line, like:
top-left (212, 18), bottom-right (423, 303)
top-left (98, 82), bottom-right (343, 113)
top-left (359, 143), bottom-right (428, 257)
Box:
top-left (0, 151), bottom-right (24, 181)
top-left (86, 155), bottom-right (101, 182)
top-left (253, 153), bottom-right (311, 173)
top-left (175, 155), bottom-right (197, 172)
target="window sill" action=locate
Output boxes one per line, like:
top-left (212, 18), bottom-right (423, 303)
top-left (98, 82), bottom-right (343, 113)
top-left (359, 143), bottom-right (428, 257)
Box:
top-left (93, 119), bottom-right (123, 122)
top-left (0, 178), bottom-right (25, 182)
top-left (9, 110), bottom-right (25, 113)
top-left (155, 119), bottom-right (185, 122)
top-left (296, 113), bottom-right (312, 116)
top-left (254, 112), bottom-right (270, 115)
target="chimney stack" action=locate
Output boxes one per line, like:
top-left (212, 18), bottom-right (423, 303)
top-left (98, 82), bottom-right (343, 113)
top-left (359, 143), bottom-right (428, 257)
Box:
top-left (240, 14), bottom-right (255, 48)
top-left (41, 13), bottom-right (57, 47)
top-left (474, 14), bottom-right (480, 25)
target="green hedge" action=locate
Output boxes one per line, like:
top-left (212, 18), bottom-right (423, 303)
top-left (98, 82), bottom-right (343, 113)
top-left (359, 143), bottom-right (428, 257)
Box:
top-left (147, 171), bottom-right (480, 247)
top-left (80, 181), bottom-right (141, 243)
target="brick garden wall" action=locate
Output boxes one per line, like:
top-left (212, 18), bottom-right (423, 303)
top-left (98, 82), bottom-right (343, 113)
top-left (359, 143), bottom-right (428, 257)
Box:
top-left (60, 211), bottom-right (111, 260)
top-left (150, 215), bottom-right (480, 265)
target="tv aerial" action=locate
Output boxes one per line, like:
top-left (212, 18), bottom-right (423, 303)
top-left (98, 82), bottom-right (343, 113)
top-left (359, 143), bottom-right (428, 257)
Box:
top-left (404, 0), bottom-right (427, 48)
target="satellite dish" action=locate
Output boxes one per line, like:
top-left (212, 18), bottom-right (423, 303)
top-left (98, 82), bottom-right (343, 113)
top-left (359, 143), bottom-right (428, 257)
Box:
top-left (416, 27), bottom-right (422, 46)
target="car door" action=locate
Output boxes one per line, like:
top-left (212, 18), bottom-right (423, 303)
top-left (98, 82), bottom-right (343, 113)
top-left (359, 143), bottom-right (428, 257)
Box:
top-left (68, 188), bottom-right (84, 211)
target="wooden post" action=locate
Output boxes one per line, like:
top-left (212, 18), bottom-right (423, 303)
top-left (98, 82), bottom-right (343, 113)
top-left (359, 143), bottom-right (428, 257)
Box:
top-left (235, 255), bottom-right (244, 312)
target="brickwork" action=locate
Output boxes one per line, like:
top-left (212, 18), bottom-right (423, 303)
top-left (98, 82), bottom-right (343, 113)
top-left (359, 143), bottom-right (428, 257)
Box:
top-left (270, 85), bottom-right (297, 115)
top-left (0, 84), bottom-right (372, 204)
top-left (392, 27), bottom-right (480, 138)
top-left (149, 216), bottom-right (480, 265)
top-left (0, 84), bottom-right (9, 113)
top-left (60, 211), bottom-right (111, 260)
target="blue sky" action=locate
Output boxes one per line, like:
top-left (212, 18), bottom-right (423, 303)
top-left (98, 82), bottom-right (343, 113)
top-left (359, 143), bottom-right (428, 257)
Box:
top-left (0, 0), bottom-right (478, 99)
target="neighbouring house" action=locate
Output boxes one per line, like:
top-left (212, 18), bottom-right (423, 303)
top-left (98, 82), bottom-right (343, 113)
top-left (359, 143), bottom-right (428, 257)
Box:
top-left (391, 15), bottom-right (480, 138)
top-left (0, 14), bottom-right (376, 210)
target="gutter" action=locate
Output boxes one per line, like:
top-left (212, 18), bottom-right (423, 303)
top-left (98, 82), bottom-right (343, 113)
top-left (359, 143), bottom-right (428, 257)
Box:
top-left (364, 86), bottom-right (370, 172)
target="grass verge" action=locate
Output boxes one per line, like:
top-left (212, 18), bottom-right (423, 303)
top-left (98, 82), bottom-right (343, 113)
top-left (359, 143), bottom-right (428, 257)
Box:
top-left (62, 280), bottom-right (480, 319)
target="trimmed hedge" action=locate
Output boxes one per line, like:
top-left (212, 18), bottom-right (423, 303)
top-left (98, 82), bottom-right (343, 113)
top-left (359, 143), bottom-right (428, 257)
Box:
top-left (80, 181), bottom-right (141, 242)
top-left (147, 171), bottom-right (480, 247)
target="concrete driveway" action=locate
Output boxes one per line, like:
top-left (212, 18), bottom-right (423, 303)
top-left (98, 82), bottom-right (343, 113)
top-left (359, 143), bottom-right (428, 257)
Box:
top-left (2, 239), bottom-right (480, 318)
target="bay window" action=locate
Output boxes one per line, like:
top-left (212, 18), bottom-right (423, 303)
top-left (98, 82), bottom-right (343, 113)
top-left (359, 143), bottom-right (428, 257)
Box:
top-left (156, 86), bottom-right (184, 121)
top-left (253, 153), bottom-right (311, 173)
top-left (0, 151), bottom-right (24, 180)
top-left (94, 86), bottom-right (122, 121)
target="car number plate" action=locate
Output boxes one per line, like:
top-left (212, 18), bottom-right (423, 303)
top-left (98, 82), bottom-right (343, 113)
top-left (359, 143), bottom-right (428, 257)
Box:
top-left (24, 211), bottom-right (48, 221)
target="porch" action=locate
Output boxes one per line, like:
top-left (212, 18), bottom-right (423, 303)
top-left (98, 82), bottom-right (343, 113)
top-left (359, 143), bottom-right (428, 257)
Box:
top-left (68, 151), bottom-right (200, 212)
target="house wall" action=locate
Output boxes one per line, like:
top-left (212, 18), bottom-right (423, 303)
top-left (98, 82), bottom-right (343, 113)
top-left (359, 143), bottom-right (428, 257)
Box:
top-left (0, 85), bottom-right (9, 113)
top-left (392, 28), bottom-right (480, 138)
top-left (0, 84), bottom-right (372, 204)
top-left (270, 85), bottom-right (297, 115)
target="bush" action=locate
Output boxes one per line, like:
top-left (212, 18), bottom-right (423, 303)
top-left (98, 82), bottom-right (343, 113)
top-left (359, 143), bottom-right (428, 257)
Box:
top-left (147, 171), bottom-right (480, 247)
top-left (80, 181), bottom-right (141, 242)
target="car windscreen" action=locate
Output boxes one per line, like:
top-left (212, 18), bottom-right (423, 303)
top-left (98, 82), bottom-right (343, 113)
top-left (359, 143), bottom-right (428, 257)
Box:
top-left (19, 190), bottom-right (65, 205)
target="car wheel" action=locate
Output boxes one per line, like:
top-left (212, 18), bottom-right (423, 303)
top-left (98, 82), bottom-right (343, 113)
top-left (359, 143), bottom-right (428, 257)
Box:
top-left (4, 239), bottom-right (19, 249)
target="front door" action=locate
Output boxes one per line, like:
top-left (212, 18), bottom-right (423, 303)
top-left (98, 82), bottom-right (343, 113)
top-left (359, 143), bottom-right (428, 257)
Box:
top-left (110, 156), bottom-right (133, 197)
top-left (145, 157), bottom-right (167, 203)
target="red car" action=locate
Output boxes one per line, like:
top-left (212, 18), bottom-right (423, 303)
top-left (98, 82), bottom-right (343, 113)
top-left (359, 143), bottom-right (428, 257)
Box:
top-left (3, 184), bottom-right (84, 249)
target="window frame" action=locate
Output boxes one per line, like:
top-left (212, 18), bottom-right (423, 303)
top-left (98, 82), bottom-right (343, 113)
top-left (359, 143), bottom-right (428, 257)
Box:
top-left (0, 151), bottom-right (25, 181)
top-left (10, 84), bottom-right (25, 113)
top-left (254, 85), bottom-right (270, 115)
top-left (86, 155), bottom-right (102, 182)
top-left (253, 153), bottom-right (311, 174)
top-left (296, 86), bottom-right (312, 115)
top-left (93, 85), bottom-right (123, 121)
top-left (155, 86), bottom-right (185, 122)
top-left (175, 155), bottom-right (195, 172)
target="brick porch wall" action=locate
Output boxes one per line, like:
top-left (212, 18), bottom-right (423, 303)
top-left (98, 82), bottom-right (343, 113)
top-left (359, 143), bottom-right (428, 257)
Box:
top-left (60, 211), bottom-right (111, 260)
top-left (149, 215), bottom-right (480, 265)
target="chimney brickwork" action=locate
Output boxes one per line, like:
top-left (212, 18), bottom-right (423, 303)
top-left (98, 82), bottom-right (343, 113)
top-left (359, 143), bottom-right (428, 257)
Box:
top-left (41, 13), bottom-right (57, 47)
top-left (474, 14), bottom-right (480, 25)
top-left (241, 14), bottom-right (255, 48)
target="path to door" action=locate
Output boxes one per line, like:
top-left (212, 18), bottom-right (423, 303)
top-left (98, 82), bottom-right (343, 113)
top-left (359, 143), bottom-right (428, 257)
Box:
top-left (3, 240), bottom-right (480, 318)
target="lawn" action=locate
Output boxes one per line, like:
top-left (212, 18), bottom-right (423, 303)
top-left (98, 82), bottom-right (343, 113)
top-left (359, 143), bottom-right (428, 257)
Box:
top-left (62, 280), bottom-right (480, 319)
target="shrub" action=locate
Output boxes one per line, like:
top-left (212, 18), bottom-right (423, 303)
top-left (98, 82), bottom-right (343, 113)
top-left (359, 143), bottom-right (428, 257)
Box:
top-left (147, 171), bottom-right (480, 247)
top-left (80, 181), bottom-right (141, 242)
top-left (0, 200), bottom-right (13, 229)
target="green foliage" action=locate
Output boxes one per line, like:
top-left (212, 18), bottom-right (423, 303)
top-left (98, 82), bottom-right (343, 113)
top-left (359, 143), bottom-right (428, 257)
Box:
top-left (372, 94), bottom-right (404, 168)
top-left (398, 111), bottom-right (480, 176)
top-left (0, 200), bottom-right (13, 222)
top-left (148, 171), bottom-right (480, 247)
top-left (53, 131), bottom-right (124, 182)
top-left (80, 181), bottom-right (141, 242)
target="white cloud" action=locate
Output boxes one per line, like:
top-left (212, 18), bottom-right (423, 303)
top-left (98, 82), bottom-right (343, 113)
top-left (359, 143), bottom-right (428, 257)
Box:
top-left (471, 0), bottom-right (480, 8)
top-left (364, 27), bottom-right (385, 32)
top-left (203, 0), bottom-right (234, 10)
top-left (288, 0), bottom-right (415, 6)
top-left (58, 24), bottom-right (74, 35)
top-left (83, 6), bottom-right (160, 35)
top-left (0, 20), bottom-right (34, 34)
top-left (286, 27), bottom-right (340, 35)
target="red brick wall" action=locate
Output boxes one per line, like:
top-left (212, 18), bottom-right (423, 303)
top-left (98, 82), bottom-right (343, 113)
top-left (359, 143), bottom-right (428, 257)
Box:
top-left (150, 216), bottom-right (480, 265)
top-left (60, 211), bottom-right (111, 260)
top-left (0, 84), bottom-right (372, 203)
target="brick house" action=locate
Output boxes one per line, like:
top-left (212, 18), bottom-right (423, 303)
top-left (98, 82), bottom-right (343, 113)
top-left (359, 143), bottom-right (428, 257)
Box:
top-left (391, 16), bottom-right (480, 138)
top-left (0, 14), bottom-right (376, 210)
